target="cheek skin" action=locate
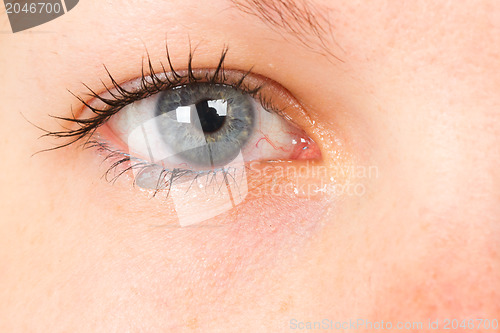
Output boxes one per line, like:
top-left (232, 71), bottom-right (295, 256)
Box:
top-left (119, 198), bottom-right (330, 315)
top-left (363, 203), bottom-right (500, 325)
top-left (66, 145), bottom-right (350, 329)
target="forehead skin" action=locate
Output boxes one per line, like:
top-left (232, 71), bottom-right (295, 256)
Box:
top-left (0, 0), bottom-right (499, 331)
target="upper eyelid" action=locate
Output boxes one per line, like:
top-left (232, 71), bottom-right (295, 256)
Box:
top-left (76, 69), bottom-right (267, 132)
top-left (77, 46), bottom-right (263, 114)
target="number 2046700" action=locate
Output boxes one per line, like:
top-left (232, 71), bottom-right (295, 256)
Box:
top-left (5, 2), bottom-right (62, 15)
top-left (443, 319), bottom-right (498, 330)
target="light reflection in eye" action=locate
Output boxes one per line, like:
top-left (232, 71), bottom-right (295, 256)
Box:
top-left (104, 82), bottom-right (319, 226)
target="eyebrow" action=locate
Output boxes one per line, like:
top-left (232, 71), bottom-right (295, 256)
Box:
top-left (230, 0), bottom-right (342, 61)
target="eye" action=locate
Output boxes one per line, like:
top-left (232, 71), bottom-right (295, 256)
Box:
top-left (108, 82), bottom-right (316, 175)
top-left (46, 48), bottom-right (322, 226)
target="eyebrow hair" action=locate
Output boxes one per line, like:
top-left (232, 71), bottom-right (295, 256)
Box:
top-left (230, 0), bottom-right (342, 61)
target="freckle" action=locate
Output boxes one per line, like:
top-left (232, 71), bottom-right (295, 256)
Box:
top-left (279, 296), bottom-right (294, 313)
top-left (186, 317), bottom-right (198, 329)
top-left (279, 301), bottom-right (289, 313)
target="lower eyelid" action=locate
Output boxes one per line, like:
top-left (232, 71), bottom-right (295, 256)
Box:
top-left (91, 136), bottom-right (332, 202)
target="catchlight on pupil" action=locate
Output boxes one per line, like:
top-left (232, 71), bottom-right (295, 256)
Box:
top-left (195, 99), bottom-right (226, 133)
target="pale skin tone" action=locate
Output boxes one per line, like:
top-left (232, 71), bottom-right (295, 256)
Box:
top-left (0, 0), bottom-right (499, 332)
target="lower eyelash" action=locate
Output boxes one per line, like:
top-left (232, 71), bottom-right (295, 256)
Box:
top-left (86, 140), bottom-right (246, 198)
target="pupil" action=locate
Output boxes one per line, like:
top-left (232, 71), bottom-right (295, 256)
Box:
top-left (195, 99), bottom-right (226, 133)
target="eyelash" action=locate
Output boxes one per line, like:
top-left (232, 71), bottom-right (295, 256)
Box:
top-left (40, 45), bottom-right (283, 197)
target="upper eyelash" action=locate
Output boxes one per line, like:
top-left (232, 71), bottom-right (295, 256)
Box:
top-left (38, 44), bottom-right (267, 153)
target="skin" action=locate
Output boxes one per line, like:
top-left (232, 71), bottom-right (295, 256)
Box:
top-left (0, 0), bottom-right (499, 332)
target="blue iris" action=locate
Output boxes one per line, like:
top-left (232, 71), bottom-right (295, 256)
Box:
top-left (154, 83), bottom-right (256, 168)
